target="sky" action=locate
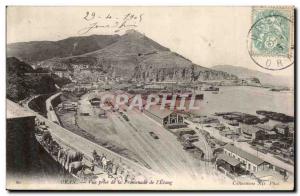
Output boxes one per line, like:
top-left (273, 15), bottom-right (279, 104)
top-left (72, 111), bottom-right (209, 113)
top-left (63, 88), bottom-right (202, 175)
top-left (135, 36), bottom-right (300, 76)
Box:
top-left (6, 6), bottom-right (294, 77)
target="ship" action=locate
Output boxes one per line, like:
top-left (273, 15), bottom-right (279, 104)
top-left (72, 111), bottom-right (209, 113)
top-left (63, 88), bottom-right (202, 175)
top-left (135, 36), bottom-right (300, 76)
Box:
top-left (204, 86), bottom-right (219, 91)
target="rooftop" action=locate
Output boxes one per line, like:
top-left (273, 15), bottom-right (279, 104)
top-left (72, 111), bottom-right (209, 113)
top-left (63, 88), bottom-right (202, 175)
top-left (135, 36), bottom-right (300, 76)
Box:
top-left (7, 99), bottom-right (35, 119)
top-left (224, 144), bottom-right (266, 166)
top-left (241, 123), bottom-right (275, 134)
top-left (254, 123), bottom-right (274, 131)
top-left (217, 153), bottom-right (241, 167)
top-left (240, 124), bottom-right (261, 134)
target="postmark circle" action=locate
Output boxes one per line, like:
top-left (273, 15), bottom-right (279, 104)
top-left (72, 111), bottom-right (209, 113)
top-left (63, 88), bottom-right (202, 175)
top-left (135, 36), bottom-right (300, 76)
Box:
top-left (247, 14), bottom-right (294, 71)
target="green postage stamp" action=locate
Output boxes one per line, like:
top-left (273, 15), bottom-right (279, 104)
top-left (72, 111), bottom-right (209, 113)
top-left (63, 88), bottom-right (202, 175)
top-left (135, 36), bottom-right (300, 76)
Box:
top-left (248, 6), bottom-right (294, 70)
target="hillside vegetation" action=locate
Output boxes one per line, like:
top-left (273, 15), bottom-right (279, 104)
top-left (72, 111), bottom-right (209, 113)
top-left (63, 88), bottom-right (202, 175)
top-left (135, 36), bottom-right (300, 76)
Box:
top-left (7, 57), bottom-right (63, 102)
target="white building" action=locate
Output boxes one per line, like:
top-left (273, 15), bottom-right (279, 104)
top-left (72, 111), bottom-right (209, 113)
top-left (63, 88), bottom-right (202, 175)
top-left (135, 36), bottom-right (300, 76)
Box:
top-left (223, 144), bottom-right (269, 173)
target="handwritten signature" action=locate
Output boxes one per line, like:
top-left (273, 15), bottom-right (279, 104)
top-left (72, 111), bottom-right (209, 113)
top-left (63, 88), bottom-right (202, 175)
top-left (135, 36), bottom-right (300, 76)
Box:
top-left (78, 12), bottom-right (144, 35)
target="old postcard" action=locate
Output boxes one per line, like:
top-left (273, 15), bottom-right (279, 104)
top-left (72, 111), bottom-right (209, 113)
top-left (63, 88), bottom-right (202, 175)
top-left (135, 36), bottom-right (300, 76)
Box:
top-left (6, 6), bottom-right (295, 190)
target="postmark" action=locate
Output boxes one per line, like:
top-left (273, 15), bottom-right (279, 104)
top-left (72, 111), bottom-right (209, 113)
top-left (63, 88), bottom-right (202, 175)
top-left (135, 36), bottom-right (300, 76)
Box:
top-left (247, 7), bottom-right (294, 70)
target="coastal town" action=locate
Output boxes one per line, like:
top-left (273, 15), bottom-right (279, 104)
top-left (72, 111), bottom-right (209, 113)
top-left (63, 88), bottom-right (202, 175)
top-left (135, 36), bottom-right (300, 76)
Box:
top-left (8, 72), bottom-right (294, 188)
top-left (6, 6), bottom-right (295, 191)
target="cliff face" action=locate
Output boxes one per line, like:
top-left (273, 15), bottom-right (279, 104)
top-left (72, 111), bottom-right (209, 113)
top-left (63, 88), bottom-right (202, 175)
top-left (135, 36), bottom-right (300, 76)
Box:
top-left (212, 65), bottom-right (293, 87)
top-left (132, 64), bottom-right (237, 82)
top-left (8, 30), bottom-right (237, 82)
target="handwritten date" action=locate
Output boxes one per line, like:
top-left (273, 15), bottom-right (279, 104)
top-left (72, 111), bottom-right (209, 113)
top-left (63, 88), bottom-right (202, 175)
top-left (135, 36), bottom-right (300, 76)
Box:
top-left (78, 12), bottom-right (143, 35)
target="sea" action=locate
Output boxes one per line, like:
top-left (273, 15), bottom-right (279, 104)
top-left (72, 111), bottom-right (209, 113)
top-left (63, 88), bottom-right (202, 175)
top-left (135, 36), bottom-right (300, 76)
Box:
top-left (193, 86), bottom-right (294, 117)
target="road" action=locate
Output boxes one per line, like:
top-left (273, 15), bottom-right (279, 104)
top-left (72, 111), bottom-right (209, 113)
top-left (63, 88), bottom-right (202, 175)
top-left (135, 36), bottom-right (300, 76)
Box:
top-left (45, 92), bottom-right (62, 125)
top-left (185, 121), bottom-right (213, 161)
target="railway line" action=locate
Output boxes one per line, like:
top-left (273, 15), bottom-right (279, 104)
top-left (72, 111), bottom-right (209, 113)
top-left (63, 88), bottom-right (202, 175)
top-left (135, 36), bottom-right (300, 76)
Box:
top-left (24, 91), bottom-right (229, 184)
top-left (75, 92), bottom-right (205, 180)
top-left (24, 94), bottom-right (158, 181)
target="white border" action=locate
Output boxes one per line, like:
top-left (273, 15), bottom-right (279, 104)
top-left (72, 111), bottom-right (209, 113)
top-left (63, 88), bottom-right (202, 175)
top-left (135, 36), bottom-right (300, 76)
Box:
top-left (0, 0), bottom-right (298, 195)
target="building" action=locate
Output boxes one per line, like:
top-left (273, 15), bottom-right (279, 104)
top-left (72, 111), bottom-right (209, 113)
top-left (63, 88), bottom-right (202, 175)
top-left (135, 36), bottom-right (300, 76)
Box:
top-left (267, 130), bottom-right (278, 139)
top-left (255, 124), bottom-right (274, 132)
top-left (240, 124), bottom-right (275, 140)
top-left (144, 105), bottom-right (186, 129)
top-left (227, 120), bottom-right (239, 126)
top-left (62, 101), bottom-right (78, 111)
top-left (216, 153), bottom-right (246, 176)
top-left (52, 68), bottom-right (69, 78)
top-left (274, 124), bottom-right (289, 137)
top-left (219, 127), bottom-right (240, 139)
top-left (223, 144), bottom-right (269, 173)
top-left (240, 124), bottom-right (263, 140)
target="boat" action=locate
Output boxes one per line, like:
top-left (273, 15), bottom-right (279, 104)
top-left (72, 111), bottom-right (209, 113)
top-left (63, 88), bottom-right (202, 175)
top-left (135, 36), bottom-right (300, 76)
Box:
top-left (204, 86), bottom-right (219, 91)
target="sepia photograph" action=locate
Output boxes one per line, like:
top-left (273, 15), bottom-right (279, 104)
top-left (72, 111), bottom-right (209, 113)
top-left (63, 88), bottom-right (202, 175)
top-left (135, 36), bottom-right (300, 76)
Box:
top-left (5, 5), bottom-right (295, 191)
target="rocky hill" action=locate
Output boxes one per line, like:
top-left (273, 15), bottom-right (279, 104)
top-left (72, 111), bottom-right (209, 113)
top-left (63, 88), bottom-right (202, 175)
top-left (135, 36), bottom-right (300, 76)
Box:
top-left (8, 30), bottom-right (237, 82)
top-left (212, 65), bottom-right (293, 88)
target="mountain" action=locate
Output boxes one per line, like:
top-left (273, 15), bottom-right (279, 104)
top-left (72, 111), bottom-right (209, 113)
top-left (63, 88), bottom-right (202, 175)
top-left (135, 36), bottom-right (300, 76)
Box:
top-left (212, 65), bottom-right (293, 88)
top-left (8, 30), bottom-right (237, 82)
top-left (7, 34), bottom-right (120, 63)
